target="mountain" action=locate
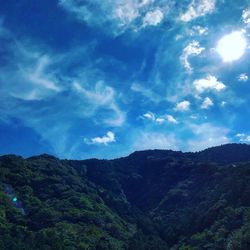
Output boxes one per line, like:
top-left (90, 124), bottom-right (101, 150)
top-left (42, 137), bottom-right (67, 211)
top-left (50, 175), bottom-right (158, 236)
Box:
top-left (1, 143), bottom-right (250, 249)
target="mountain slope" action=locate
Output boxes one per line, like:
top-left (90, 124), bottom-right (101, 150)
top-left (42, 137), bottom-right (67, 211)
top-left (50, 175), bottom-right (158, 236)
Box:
top-left (1, 144), bottom-right (250, 249)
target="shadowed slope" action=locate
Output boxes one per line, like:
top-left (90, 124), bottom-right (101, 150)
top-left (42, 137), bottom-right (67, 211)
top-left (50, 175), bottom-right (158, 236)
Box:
top-left (1, 143), bottom-right (250, 249)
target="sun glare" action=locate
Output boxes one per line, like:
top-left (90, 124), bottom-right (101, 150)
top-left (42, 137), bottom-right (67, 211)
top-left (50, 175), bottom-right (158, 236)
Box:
top-left (217, 31), bottom-right (247, 62)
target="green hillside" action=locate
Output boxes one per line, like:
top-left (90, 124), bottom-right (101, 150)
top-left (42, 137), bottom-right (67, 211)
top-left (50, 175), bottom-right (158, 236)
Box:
top-left (1, 144), bottom-right (250, 249)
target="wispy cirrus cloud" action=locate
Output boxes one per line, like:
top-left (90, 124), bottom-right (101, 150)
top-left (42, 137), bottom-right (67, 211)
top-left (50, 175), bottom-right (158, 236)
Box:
top-left (0, 21), bottom-right (126, 158)
top-left (0, 42), bottom-right (62, 101)
top-left (25, 55), bottom-right (61, 92)
top-left (73, 81), bottom-right (125, 127)
top-left (58, 0), bottom-right (166, 35)
top-left (131, 83), bottom-right (162, 103)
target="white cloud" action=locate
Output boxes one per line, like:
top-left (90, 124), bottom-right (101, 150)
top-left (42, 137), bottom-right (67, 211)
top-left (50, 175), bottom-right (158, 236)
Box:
top-left (201, 97), bottom-right (213, 109)
top-left (188, 123), bottom-right (230, 151)
top-left (242, 8), bottom-right (250, 25)
top-left (175, 100), bottom-right (190, 111)
top-left (181, 40), bottom-right (205, 72)
top-left (87, 131), bottom-right (116, 145)
top-left (155, 118), bottom-right (165, 124)
top-left (114, 2), bottom-right (140, 27)
top-left (189, 25), bottom-right (208, 36)
top-left (180, 0), bottom-right (216, 22)
top-left (142, 112), bottom-right (156, 121)
top-left (236, 133), bottom-right (250, 142)
top-left (142, 8), bottom-right (164, 27)
top-left (141, 112), bottom-right (178, 125)
top-left (238, 73), bottom-right (248, 82)
top-left (166, 115), bottom-right (178, 124)
top-left (193, 75), bottom-right (226, 93)
top-left (190, 114), bottom-right (198, 119)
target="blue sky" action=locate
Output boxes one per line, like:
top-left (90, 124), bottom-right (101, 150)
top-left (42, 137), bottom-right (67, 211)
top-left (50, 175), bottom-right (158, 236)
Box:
top-left (0, 0), bottom-right (250, 159)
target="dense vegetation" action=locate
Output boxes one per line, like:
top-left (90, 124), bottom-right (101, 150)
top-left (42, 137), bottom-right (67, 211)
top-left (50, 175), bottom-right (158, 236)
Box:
top-left (1, 143), bottom-right (250, 249)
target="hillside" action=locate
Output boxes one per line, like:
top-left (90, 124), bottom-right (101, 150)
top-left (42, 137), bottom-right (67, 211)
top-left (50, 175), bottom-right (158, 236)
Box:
top-left (1, 144), bottom-right (250, 249)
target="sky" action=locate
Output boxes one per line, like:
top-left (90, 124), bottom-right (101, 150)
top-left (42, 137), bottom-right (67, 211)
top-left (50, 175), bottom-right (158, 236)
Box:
top-left (0, 0), bottom-right (250, 159)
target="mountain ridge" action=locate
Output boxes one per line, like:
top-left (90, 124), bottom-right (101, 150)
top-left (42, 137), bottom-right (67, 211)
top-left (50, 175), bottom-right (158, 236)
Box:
top-left (2, 142), bottom-right (248, 162)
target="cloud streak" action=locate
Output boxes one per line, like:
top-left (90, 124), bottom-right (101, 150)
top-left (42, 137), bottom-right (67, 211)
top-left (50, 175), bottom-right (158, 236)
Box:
top-left (58, 0), bottom-right (166, 35)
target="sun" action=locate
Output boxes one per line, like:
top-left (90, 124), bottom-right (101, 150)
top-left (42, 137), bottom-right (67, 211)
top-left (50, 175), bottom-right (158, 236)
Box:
top-left (216, 31), bottom-right (247, 62)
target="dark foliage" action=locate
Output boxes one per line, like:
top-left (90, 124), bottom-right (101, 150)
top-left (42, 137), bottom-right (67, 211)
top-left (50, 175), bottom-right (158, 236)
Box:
top-left (1, 143), bottom-right (250, 249)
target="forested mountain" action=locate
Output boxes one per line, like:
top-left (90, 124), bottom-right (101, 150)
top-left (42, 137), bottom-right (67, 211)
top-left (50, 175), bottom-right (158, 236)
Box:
top-left (1, 143), bottom-right (250, 249)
